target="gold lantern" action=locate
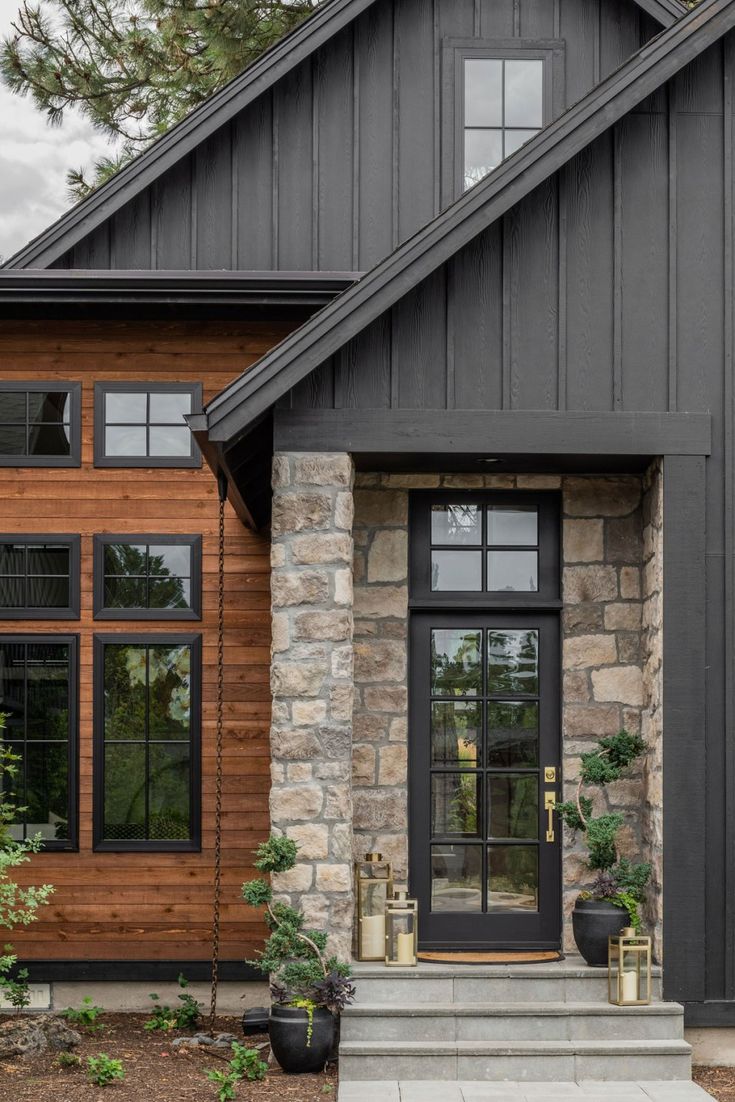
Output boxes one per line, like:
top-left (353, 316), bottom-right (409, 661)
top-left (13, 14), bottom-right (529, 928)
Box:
top-left (355, 852), bottom-right (393, 961)
top-left (385, 890), bottom-right (418, 967)
top-left (608, 926), bottom-right (652, 1005)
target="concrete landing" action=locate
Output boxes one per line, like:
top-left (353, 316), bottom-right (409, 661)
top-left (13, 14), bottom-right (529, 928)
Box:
top-left (338, 1081), bottom-right (714, 1101)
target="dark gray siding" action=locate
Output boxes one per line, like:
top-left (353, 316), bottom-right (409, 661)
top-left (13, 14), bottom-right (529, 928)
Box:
top-left (53, 0), bottom-right (657, 271)
top-left (280, 37), bottom-right (734, 1015)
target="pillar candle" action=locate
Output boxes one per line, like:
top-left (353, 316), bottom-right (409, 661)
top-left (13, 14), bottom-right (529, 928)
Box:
top-left (396, 930), bottom-right (415, 965)
top-left (361, 913), bottom-right (385, 958)
top-left (621, 970), bottom-right (639, 1002)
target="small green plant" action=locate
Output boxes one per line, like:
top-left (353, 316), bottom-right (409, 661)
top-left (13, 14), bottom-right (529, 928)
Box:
top-left (206, 1068), bottom-right (239, 1102)
top-left (144, 973), bottom-right (201, 1031)
top-left (86, 1054), bottom-right (124, 1086)
top-left (61, 995), bottom-right (105, 1030)
top-left (0, 966), bottom-right (30, 1013)
top-left (229, 1041), bottom-right (268, 1081)
top-left (556, 730), bottom-right (651, 926)
top-left (291, 998), bottom-right (316, 1046)
top-left (56, 1051), bottom-right (82, 1069)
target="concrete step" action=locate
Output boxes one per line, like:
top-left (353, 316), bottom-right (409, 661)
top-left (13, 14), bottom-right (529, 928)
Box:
top-left (337, 1038), bottom-right (693, 1083)
top-left (341, 1001), bottom-right (685, 1043)
top-left (350, 959), bottom-right (663, 1006)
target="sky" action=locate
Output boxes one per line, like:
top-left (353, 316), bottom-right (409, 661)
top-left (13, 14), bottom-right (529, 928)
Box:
top-left (0, 0), bottom-right (111, 262)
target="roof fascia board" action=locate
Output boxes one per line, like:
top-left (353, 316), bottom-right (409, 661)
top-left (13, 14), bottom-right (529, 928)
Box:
top-left (4, 0), bottom-right (377, 270)
top-left (205, 0), bottom-right (733, 445)
top-left (5, 0), bottom-right (682, 272)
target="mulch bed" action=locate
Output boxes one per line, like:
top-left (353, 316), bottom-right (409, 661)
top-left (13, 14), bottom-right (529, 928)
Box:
top-left (0, 1014), bottom-right (337, 1101)
top-left (694, 1066), bottom-right (735, 1101)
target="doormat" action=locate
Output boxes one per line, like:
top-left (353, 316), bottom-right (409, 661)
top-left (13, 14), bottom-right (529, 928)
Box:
top-left (417, 950), bottom-right (564, 965)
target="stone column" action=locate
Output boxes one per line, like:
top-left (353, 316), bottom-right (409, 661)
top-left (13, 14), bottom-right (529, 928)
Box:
top-left (268, 452), bottom-right (355, 961)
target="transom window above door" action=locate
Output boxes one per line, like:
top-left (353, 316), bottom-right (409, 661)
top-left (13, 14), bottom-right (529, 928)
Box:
top-left (94, 383), bottom-right (202, 467)
top-left (463, 57), bottom-right (543, 189)
top-left (410, 491), bottom-right (560, 603)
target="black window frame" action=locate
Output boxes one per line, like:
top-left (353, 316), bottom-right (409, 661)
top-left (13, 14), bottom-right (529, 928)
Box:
top-left (0, 381), bottom-right (81, 468)
top-left (93, 632), bottom-right (202, 853)
top-left (442, 38), bottom-right (565, 202)
top-left (0, 632), bottom-right (79, 852)
top-left (93, 535), bottom-right (202, 621)
top-left (409, 490), bottom-right (561, 607)
top-left (0, 534), bottom-right (81, 620)
top-left (93, 382), bottom-right (202, 469)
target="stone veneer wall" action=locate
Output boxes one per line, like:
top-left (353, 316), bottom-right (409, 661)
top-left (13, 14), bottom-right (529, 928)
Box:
top-left (268, 452), bottom-right (356, 961)
top-left (349, 470), bottom-right (664, 950)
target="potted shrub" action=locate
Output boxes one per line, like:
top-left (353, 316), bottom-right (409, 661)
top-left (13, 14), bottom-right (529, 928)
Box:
top-left (556, 730), bottom-right (651, 967)
top-left (241, 835), bottom-right (355, 1074)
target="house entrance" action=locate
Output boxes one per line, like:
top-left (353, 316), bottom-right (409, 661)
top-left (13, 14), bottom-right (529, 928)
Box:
top-left (407, 492), bottom-right (562, 950)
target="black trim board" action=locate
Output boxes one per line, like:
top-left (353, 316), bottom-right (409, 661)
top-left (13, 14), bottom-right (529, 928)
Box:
top-left (17, 960), bottom-right (262, 984)
top-left (684, 1001), bottom-right (735, 1027)
top-left (4, 0), bottom-right (682, 270)
top-left (203, 0), bottom-right (734, 450)
top-left (274, 410), bottom-right (713, 459)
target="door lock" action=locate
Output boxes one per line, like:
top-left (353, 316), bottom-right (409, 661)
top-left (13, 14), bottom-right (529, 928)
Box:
top-left (544, 791), bottom-right (556, 843)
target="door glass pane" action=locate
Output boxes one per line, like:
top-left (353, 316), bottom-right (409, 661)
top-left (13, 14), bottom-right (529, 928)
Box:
top-left (504, 60), bottom-right (544, 127)
top-left (431, 629), bottom-right (482, 696)
top-left (431, 845), bottom-right (483, 912)
top-left (488, 774), bottom-right (538, 839)
top-left (432, 773), bottom-right (480, 836)
top-left (431, 504), bottom-right (481, 545)
top-left (464, 129), bottom-right (503, 189)
top-left (464, 58), bottom-right (503, 127)
top-left (432, 550), bottom-right (482, 591)
top-left (488, 550), bottom-right (538, 591)
top-left (431, 701), bottom-right (481, 767)
top-left (487, 507), bottom-right (538, 545)
top-left (487, 629), bottom-right (538, 694)
top-left (488, 845), bottom-right (539, 911)
top-left (487, 701), bottom-right (538, 767)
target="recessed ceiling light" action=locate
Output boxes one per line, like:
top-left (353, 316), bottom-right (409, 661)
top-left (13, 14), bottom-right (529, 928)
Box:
top-left (477, 457), bottom-right (501, 464)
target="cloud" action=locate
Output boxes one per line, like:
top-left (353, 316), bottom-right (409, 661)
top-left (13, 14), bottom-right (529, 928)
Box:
top-left (0, 0), bottom-right (112, 261)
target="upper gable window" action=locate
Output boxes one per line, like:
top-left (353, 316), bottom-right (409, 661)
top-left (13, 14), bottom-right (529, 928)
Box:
top-left (94, 383), bottom-right (202, 468)
top-left (464, 58), bottom-right (543, 189)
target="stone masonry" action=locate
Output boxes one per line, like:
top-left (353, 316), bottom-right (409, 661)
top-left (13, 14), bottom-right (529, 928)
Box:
top-left (268, 452), bottom-right (355, 961)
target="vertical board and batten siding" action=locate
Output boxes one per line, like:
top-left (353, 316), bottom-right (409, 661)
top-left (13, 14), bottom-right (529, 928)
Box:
top-left (280, 38), bottom-right (735, 1010)
top-left (0, 321), bottom-right (291, 961)
top-left (51, 0), bottom-right (656, 273)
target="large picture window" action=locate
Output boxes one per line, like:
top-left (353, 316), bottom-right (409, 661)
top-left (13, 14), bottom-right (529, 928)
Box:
top-left (94, 634), bottom-right (201, 851)
top-left (0, 635), bottom-right (78, 849)
top-left (94, 383), bottom-right (202, 468)
top-left (93, 535), bottom-right (201, 620)
top-left (0, 383), bottom-right (81, 467)
top-left (0, 535), bottom-right (80, 619)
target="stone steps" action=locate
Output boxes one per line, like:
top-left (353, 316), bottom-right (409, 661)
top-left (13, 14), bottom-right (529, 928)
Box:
top-left (341, 1001), bottom-right (684, 1042)
top-left (337, 1039), bottom-right (693, 1082)
top-left (341, 960), bottom-right (689, 1084)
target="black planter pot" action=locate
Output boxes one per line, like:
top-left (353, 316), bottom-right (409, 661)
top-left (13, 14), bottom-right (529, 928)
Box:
top-left (268, 1005), bottom-right (335, 1074)
top-left (572, 898), bottom-right (626, 967)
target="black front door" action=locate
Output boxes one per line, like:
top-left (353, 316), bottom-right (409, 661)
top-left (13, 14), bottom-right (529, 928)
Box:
top-left (407, 491), bottom-right (562, 951)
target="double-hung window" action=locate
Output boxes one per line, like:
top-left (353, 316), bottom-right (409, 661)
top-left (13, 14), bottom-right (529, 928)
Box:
top-left (0, 383), bottom-right (81, 467)
top-left (94, 383), bottom-right (201, 467)
top-left (0, 635), bottom-right (78, 849)
top-left (94, 634), bottom-right (201, 851)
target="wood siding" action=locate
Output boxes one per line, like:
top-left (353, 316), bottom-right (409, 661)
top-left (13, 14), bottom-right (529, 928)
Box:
top-left (278, 36), bottom-right (735, 1010)
top-left (51, 0), bottom-right (657, 273)
top-left (0, 321), bottom-right (289, 961)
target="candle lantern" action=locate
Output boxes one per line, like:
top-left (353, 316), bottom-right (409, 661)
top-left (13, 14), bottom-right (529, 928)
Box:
top-left (355, 853), bottom-right (393, 961)
top-left (608, 926), bottom-right (652, 1005)
top-left (385, 890), bottom-right (418, 967)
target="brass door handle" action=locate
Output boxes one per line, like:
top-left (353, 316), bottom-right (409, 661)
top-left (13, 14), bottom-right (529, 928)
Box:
top-left (544, 792), bottom-right (556, 843)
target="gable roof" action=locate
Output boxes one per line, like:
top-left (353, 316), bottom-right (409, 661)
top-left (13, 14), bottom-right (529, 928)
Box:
top-left (6, 0), bottom-right (685, 271)
top-left (198, 0), bottom-right (734, 454)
